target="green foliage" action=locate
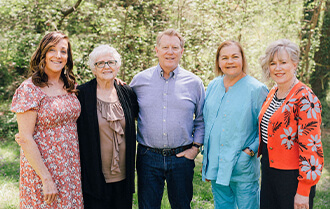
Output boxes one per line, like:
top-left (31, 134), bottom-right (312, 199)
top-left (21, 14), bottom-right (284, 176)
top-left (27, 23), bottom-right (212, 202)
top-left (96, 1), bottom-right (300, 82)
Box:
top-left (0, 0), bottom-right (311, 90)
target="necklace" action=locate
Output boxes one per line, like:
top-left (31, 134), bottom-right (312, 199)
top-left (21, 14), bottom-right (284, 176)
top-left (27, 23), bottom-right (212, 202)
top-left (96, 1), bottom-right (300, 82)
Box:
top-left (276, 78), bottom-right (297, 99)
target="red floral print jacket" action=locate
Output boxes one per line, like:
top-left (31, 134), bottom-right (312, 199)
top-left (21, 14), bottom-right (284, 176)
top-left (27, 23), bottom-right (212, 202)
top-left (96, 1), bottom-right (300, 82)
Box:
top-left (258, 81), bottom-right (323, 196)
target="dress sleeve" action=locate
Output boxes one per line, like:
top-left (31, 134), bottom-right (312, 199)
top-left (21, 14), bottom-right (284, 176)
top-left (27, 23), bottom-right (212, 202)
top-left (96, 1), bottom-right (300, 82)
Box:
top-left (11, 81), bottom-right (45, 113)
top-left (296, 88), bottom-right (323, 196)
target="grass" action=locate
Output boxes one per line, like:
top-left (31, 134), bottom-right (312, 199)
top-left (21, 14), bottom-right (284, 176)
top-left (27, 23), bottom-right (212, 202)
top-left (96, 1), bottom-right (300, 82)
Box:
top-left (0, 99), bottom-right (329, 208)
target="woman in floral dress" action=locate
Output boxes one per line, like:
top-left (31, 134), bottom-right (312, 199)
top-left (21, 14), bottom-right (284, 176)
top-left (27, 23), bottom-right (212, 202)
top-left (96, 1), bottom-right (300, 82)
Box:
top-left (11, 31), bottom-right (83, 208)
top-left (258, 39), bottom-right (323, 209)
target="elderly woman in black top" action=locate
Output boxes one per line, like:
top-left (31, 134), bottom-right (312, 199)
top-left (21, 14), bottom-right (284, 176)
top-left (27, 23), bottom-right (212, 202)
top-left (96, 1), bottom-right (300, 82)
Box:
top-left (77, 45), bottom-right (138, 209)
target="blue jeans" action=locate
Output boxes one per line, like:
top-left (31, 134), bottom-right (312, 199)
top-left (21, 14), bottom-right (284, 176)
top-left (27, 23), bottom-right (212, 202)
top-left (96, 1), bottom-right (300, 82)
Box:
top-left (136, 144), bottom-right (195, 209)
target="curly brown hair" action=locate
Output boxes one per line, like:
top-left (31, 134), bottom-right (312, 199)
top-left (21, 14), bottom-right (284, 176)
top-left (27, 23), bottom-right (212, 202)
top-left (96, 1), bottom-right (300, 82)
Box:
top-left (30, 31), bottom-right (76, 93)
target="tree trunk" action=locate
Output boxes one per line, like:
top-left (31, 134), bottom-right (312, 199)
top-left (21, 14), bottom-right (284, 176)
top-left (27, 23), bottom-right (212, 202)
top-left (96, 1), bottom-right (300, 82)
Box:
top-left (310, 0), bottom-right (330, 100)
top-left (299, 0), bottom-right (322, 83)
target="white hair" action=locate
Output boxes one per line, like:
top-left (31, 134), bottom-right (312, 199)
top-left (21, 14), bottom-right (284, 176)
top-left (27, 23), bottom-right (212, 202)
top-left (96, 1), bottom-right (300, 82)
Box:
top-left (88, 45), bottom-right (121, 71)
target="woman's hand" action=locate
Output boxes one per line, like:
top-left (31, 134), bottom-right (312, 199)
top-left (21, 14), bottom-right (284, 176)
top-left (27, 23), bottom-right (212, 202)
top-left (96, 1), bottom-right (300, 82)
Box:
top-left (294, 193), bottom-right (309, 209)
top-left (42, 177), bottom-right (58, 204)
top-left (15, 133), bottom-right (23, 146)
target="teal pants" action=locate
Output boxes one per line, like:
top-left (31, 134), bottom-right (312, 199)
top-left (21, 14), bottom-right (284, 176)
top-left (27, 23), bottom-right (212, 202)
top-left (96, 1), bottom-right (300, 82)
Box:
top-left (211, 180), bottom-right (259, 209)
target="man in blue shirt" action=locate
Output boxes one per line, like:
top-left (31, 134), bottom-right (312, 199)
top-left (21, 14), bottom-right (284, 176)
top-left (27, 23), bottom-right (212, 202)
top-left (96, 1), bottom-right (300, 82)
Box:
top-left (130, 29), bottom-right (205, 209)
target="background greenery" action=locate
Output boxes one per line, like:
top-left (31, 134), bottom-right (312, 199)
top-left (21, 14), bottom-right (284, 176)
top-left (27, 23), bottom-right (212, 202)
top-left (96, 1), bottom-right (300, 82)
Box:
top-left (0, 0), bottom-right (329, 208)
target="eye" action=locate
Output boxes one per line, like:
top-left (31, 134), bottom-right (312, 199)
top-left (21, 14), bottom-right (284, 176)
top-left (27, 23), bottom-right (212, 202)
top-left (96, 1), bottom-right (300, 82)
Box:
top-left (61, 50), bottom-right (67, 54)
top-left (49, 48), bottom-right (55, 52)
top-left (270, 62), bottom-right (276, 65)
top-left (282, 61), bottom-right (286, 64)
top-left (221, 57), bottom-right (227, 60)
top-left (109, 60), bottom-right (116, 65)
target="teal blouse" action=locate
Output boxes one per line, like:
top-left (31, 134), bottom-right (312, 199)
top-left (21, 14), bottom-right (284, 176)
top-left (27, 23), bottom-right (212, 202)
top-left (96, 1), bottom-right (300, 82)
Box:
top-left (202, 75), bottom-right (268, 186)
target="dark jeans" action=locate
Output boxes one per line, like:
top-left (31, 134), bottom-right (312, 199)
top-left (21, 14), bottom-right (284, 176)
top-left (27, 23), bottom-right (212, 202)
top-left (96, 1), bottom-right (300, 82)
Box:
top-left (260, 141), bottom-right (316, 209)
top-left (136, 144), bottom-right (195, 209)
top-left (83, 179), bottom-right (132, 209)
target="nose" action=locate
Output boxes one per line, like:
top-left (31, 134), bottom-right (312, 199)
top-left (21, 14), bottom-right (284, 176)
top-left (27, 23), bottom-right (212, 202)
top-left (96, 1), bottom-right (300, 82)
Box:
top-left (167, 47), bottom-right (174, 54)
top-left (274, 63), bottom-right (281, 71)
top-left (104, 63), bottom-right (111, 68)
top-left (56, 51), bottom-right (62, 58)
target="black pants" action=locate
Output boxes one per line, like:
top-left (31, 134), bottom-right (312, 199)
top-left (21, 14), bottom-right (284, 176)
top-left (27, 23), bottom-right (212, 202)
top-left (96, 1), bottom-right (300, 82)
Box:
top-left (83, 179), bottom-right (133, 209)
top-left (260, 141), bottom-right (315, 209)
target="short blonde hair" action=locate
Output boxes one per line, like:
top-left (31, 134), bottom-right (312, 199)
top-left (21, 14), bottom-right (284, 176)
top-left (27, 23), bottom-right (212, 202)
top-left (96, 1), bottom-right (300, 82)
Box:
top-left (156, 29), bottom-right (185, 49)
top-left (215, 40), bottom-right (248, 76)
top-left (259, 39), bottom-right (300, 81)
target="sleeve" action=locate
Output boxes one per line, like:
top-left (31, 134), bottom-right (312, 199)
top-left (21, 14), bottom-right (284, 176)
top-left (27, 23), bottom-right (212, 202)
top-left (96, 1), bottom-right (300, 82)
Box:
top-left (193, 80), bottom-right (206, 144)
top-left (11, 81), bottom-right (44, 113)
top-left (125, 84), bottom-right (139, 119)
top-left (296, 89), bottom-right (323, 196)
top-left (250, 84), bottom-right (269, 152)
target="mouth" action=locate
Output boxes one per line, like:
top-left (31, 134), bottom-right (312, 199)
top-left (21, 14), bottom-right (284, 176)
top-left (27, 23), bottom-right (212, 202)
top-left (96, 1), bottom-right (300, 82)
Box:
top-left (275, 73), bottom-right (285, 77)
top-left (226, 66), bottom-right (236, 69)
top-left (102, 70), bottom-right (113, 74)
top-left (51, 60), bottom-right (63, 64)
top-left (165, 57), bottom-right (175, 61)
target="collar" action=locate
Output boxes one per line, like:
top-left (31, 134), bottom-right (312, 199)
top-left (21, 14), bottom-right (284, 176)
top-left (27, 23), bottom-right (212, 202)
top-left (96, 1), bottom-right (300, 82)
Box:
top-left (156, 64), bottom-right (179, 80)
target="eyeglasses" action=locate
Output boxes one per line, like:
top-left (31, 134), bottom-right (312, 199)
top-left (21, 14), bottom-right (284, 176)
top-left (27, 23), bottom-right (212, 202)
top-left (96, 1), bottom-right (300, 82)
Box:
top-left (94, 60), bottom-right (117, 68)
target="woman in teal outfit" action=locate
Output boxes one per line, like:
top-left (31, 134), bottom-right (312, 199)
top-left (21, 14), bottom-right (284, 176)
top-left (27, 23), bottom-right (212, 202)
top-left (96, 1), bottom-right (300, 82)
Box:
top-left (202, 40), bottom-right (268, 209)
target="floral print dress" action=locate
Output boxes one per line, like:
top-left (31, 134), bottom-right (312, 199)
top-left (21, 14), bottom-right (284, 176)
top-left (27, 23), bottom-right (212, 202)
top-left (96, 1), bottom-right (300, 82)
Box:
top-left (11, 78), bottom-right (83, 208)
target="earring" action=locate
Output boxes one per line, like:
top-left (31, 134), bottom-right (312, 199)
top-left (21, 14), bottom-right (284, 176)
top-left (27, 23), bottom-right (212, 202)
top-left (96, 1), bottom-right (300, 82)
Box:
top-left (64, 66), bottom-right (67, 75)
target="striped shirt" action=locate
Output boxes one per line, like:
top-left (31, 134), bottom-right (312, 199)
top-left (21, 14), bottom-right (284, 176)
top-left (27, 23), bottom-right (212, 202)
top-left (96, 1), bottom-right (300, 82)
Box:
top-left (260, 92), bottom-right (285, 144)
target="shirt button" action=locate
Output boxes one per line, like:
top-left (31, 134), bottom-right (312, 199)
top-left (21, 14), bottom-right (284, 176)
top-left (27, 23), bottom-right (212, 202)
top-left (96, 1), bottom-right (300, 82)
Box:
top-left (269, 134), bottom-right (272, 137)
top-left (163, 133), bottom-right (167, 136)
top-left (163, 106), bottom-right (166, 109)
top-left (166, 81), bottom-right (168, 83)
top-left (222, 129), bottom-right (225, 132)
top-left (271, 160), bottom-right (274, 163)
top-left (224, 114), bottom-right (226, 117)
top-left (269, 147), bottom-right (273, 150)
top-left (221, 144), bottom-right (224, 146)
top-left (164, 93), bottom-right (167, 96)
top-left (163, 119), bottom-right (166, 122)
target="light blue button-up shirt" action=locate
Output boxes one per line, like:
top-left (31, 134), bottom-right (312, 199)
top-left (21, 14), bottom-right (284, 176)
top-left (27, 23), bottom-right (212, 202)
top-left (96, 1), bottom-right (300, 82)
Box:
top-left (130, 64), bottom-right (205, 148)
top-left (202, 75), bottom-right (268, 185)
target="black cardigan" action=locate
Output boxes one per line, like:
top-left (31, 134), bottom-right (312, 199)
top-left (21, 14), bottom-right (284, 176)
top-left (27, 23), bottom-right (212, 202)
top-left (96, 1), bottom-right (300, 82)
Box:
top-left (77, 78), bottom-right (138, 199)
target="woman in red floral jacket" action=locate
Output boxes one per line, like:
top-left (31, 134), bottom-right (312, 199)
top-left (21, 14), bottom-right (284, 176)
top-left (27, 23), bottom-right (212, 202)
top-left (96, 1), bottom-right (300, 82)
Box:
top-left (258, 39), bottom-right (323, 209)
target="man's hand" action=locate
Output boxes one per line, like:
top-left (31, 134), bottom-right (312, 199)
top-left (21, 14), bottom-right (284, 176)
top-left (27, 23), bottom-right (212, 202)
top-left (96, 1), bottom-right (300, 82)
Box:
top-left (176, 146), bottom-right (199, 160)
top-left (294, 193), bottom-right (309, 209)
top-left (115, 77), bottom-right (126, 85)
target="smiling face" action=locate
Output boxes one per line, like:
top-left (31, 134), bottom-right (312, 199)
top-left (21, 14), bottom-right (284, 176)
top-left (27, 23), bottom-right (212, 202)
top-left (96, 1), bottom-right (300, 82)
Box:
top-left (269, 49), bottom-right (297, 87)
top-left (155, 35), bottom-right (184, 73)
top-left (44, 39), bottom-right (68, 76)
top-left (93, 53), bottom-right (119, 82)
top-left (218, 44), bottom-right (243, 78)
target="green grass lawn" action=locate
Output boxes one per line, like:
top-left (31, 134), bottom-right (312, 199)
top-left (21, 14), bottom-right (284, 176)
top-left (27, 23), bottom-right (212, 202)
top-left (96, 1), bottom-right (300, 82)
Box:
top-left (0, 100), bottom-right (329, 208)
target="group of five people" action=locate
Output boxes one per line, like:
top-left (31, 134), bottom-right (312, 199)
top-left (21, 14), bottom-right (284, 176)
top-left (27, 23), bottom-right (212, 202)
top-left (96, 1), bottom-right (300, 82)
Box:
top-left (12, 29), bottom-right (323, 209)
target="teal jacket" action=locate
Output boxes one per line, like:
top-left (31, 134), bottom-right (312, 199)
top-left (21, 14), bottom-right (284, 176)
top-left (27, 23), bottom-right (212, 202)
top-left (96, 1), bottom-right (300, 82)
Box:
top-left (202, 75), bottom-right (268, 185)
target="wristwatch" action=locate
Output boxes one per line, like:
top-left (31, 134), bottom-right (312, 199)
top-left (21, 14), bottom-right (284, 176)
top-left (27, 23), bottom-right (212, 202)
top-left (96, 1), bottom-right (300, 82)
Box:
top-left (247, 147), bottom-right (255, 157)
top-left (192, 143), bottom-right (201, 149)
